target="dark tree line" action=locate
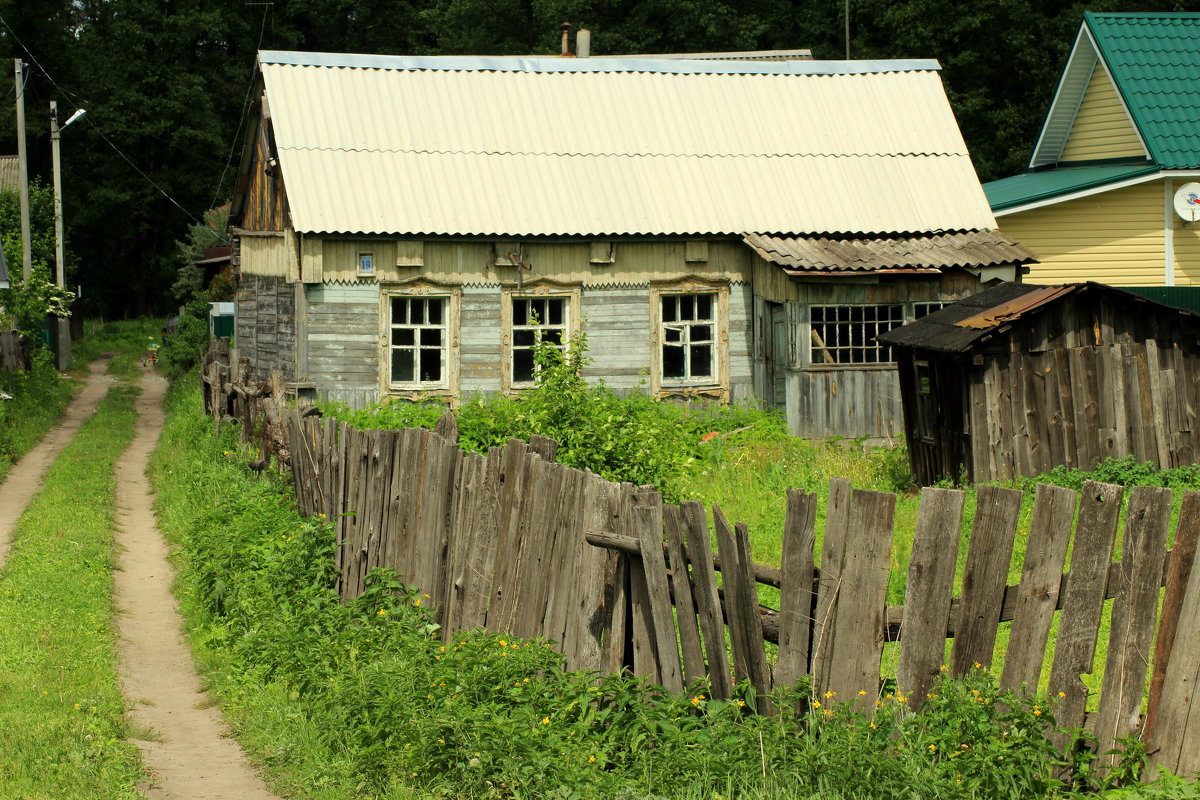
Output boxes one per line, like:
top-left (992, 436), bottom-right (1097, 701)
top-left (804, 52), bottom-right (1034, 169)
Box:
top-left (2, 0), bottom-right (1195, 317)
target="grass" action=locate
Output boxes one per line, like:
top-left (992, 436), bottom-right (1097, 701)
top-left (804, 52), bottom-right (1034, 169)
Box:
top-left (73, 317), bottom-right (166, 381)
top-left (0, 349), bottom-right (76, 482)
top-left (0, 384), bottom-right (144, 798)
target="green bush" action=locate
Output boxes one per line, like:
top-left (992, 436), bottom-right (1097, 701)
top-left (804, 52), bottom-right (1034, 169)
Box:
top-left (160, 297), bottom-right (211, 377)
top-left (0, 348), bottom-right (73, 479)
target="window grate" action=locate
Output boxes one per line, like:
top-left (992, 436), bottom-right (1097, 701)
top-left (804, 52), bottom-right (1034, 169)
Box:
top-left (810, 304), bottom-right (904, 365)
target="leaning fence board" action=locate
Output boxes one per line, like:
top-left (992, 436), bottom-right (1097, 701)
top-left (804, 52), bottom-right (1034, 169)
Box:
top-left (511, 461), bottom-right (564, 639)
top-left (812, 477), bottom-right (852, 698)
top-left (897, 487), bottom-right (966, 710)
top-left (714, 505), bottom-right (751, 687)
top-left (1001, 484), bottom-right (1077, 693)
top-left (634, 490), bottom-right (683, 693)
top-left (1049, 481), bottom-right (1124, 737)
top-left (1092, 486), bottom-right (1172, 767)
top-left (950, 485), bottom-right (1023, 675)
top-left (487, 441), bottom-right (537, 631)
top-left (664, 504), bottom-right (707, 686)
top-left (681, 500), bottom-right (732, 699)
top-left (1144, 491), bottom-right (1200, 740)
top-left (1146, 522), bottom-right (1200, 775)
top-left (564, 473), bottom-right (617, 673)
top-left (605, 553), bottom-right (631, 676)
top-left (824, 489), bottom-right (895, 714)
top-left (735, 521), bottom-right (772, 713)
top-left (775, 489), bottom-right (817, 691)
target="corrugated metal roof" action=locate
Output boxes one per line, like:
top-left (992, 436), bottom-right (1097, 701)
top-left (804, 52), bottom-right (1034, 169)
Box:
top-left (744, 230), bottom-right (1037, 273)
top-left (984, 162), bottom-right (1157, 211)
top-left (0, 156), bottom-right (18, 193)
top-left (878, 281), bottom-right (1200, 352)
top-left (1086, 12), bottom-right (1200, 169)
top-left (259, 52), bottom-right (997, 237)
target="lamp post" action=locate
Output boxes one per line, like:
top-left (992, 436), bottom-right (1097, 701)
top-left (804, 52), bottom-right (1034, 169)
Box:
top-left (50, 100), bottom-right (86, 371)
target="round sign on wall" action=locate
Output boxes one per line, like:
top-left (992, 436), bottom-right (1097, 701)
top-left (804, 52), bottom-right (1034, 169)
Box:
top-left (1173, 182), bottom-right (1200, 223)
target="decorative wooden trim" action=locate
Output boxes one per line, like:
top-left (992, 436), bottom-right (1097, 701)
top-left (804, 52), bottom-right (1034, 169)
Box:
top-left (378, 285), bottom-right (462, 401)
top-left (649, 281), bottom-right (730, 400)
top-left (500, 284), bottom-right (582, 394)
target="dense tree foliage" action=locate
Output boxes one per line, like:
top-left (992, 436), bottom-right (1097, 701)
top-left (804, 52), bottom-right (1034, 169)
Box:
top-left (1, 0), bottom-right (1195, 316)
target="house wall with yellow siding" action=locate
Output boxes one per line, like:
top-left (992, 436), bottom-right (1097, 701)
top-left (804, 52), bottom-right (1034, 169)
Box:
top-left (998, 180), bottom-right (1165, 285)
top-left (1059, 63), bottom-right (1147, 163)
top-left (1172, 204), bottom-right (1200, 285)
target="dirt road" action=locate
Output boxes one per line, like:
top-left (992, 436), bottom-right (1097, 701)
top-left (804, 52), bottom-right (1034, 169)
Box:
top-left (1, 363), bottom-right (281, 799)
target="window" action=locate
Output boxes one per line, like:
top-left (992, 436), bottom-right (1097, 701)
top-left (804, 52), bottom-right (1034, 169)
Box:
top-left (810, 304), bottom-right (904, 365)
top-left (660, 292), bottom-right (717, 383)
top-left (510, 295), bottom-right (568, 386)
top-left (913, 301), bottom-right (946, 319)
top-left (388, 295), bottom-right (448, 389)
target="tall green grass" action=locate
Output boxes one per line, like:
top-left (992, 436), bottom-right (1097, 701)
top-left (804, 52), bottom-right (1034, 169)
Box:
top-left (0, 348), bottom-right (75, 482)
top-left (73, 317), bottom-right (166, 381)
top-left (0, 385), bottom-right (144, 798)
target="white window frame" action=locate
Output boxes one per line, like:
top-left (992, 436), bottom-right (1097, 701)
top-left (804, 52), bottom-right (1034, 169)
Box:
top-left (501, 286), bottom-right (580, 392)
top-left (381, 286), bottom-right (460, 396)
top-left (650, 282), bottom-right (730, 397)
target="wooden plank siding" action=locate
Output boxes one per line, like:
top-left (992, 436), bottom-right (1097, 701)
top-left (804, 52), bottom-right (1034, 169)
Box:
top-left (235, 273), bottom-right (297, 383)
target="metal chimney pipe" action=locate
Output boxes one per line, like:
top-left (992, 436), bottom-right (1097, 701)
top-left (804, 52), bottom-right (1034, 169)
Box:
top-left (577, 29), bottom-right (591, 58)
top-left (561, 21), bottom-right (572, 56)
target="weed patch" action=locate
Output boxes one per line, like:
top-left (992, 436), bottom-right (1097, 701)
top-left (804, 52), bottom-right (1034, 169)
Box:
top-left (0, 348), bottom-right (74, 481)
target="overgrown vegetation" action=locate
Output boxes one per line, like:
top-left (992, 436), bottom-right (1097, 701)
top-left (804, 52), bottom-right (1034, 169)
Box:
top-left (160, 297), bottom-right (212, 377)
top-left (0, 349), bottom-right (74, 482)
top-left (0, 385), bottom-right (144, 798)
top-left (155, 374), bottom-right (1182, 799)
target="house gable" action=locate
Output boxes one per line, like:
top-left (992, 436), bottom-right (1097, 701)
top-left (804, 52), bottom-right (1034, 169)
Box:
top-left (1059, 61), bottom-right (1147, 163)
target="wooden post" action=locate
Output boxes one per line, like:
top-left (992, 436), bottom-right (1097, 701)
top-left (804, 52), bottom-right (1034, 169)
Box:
top-left (812, 477), bottom-right (852, 698)
top-left (634, 489), bottom-right (683, 693)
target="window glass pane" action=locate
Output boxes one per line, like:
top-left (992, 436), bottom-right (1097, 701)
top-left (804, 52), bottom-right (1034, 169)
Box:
top-left (393, 329), bottom-right (415, 346)
top-left (696, 294), bottom-right (712, 319)
top-left (428, 298), bottom-right (444, 325)
top-left (514, 329), bottom-right (535, 348)
top-left (662, 296), bottom-right (677, 323)
top-left (664, 327), bottom-right (682, 344)
top-left (680, 295), bottom-right (694, 321)
top-left (663, 344), bottom-right (686, 378)
top-left (513, 349), bottom-right (535, 383)
top-left (420, 329), bottom-right (441, 346)
top-left (410, 300), bottom-right (425, 325)
top-left (391, 349), bottom-right (414, 383)
top-left (513, 299), bottom-right (528, 326)
top-left (420, 349), bottom-right (441, 382)
top-left (548, 299), bottom-right (564, 326)
top-left (691, 324), bottom-right (712, 342)
top-left (530, 298), bottom-right (545, 323)
top-left (391, 297), bottom-right (408, 324)
top-left (690, 344), bottom-right (712, 377)
top-left (542, 329), bottom-right (563, 346)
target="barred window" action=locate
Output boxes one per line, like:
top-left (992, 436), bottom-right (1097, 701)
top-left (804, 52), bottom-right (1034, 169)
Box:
top-left (510, 296), bottom-right (568, 385)
top-left (913, 301), bottom-right (947, 319)
top-left (661, 292), bottom-right (717, 383)
top-left (389, 296), bottom-right (448, 388)
top-left (810, 304), bottom-right (904, 365)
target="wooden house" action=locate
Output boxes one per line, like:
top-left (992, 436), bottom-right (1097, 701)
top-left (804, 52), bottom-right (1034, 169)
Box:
top-left (878, 282), bottom-right (1200, 485)
top-left (984, 13), bottom-right (1200, 300)
top-left (229, 50), bottom-right (1034, 439)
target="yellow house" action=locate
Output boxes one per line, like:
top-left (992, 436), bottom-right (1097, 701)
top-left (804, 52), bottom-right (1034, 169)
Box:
top-left (985, 13), bottom-right (1200, 294)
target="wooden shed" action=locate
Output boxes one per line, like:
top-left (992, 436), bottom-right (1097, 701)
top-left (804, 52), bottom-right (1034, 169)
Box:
top-left (878, 282), bottom-right (1200, 485)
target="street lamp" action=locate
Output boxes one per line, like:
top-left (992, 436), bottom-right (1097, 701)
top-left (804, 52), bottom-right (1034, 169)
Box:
top-left (50, 100), bottom-right (85, 371)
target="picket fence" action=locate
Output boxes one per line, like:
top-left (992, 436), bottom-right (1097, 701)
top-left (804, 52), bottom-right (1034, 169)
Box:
top-left (202, 345), bottom-right (1200, 776)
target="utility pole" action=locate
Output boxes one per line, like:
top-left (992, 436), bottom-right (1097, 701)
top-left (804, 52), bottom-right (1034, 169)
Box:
top-left (14, 59), bottom-right (31, 279)
top-left (50, 100), bottom-right (73, 370)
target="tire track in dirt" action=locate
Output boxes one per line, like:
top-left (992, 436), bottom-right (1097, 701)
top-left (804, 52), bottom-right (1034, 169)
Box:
top-left (0, 359), bottom-right (114, 569)
top-left (112, 372), bottom-right (280, 800)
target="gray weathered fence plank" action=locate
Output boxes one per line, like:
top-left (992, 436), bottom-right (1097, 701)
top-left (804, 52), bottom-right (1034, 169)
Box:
top-left (812, 477), bottom-right (852, 698)
top-left (564, 473), bottom-right (617, 673)
top-left (664, 504), bottom-right (706, 686)
top-left (775, 489), bottom-right (817, 691)
top-left (1092, 485), bottom-right (1172, 767)
top-left (1001, 483), bottom-right (1077, 693)
top-left (735, 521), bottom-right (771, 712)
top-left (950, 484), bottom-right (1023, 675)
top-left (824, 488), bottom-right (895, 714)
top-left (714, 505), bottom-right (750, 688)
top-left (897, 486), bottom-right (965, 710)
top-left (1144, 491), bottom-right (1200, 741)
top-left (635, 490), bottom-right (683, 693)
top-left (681, 500), bottom-right (732, 699)
top-left (1048, 480), bottom-right (1124, 738)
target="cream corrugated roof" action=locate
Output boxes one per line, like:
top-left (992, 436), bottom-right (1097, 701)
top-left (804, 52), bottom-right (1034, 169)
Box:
top-left (0, 156), bottom-right (19, 193)
top-left (259, 52), bottom-right (998, 237)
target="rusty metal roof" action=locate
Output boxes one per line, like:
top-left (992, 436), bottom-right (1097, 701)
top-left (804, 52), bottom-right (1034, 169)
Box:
top-left (744, 230), bottom-right (1037, 274)
top-left (879, 281), bottom-right (1200, 353)
top-left (257, 51), bottom-right (999, 237)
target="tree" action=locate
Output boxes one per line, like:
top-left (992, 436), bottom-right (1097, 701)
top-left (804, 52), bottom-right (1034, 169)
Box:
top-left (171, 205), bottom-right (229, 301)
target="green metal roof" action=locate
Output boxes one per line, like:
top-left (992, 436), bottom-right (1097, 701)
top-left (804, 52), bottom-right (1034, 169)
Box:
top-left (1085, 12), bottom-right (1200, 169)
top-left (984, 163), bottom-right (1157, 211)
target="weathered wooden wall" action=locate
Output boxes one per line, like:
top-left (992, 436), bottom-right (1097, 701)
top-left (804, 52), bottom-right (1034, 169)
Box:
top-left (0, 330), bottom-right (29, 372)
top-left (204, 345), bottom-right (1200, 777)
top-left (235, 273), bottom-right (296, 384)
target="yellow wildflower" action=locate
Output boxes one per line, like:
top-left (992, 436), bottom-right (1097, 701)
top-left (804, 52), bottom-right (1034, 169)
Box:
top-left (542, 717), bottom-right (550, 725)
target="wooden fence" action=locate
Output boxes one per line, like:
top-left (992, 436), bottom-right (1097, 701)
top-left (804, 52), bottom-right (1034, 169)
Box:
top-left (1, 330), bottom-right (30, 371)
top-left (203, 344), bottom-right (1200, 776)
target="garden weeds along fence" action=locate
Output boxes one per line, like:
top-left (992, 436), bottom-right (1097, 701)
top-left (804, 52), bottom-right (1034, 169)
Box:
top-left (203, 343), bottom-right (1200, 777)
